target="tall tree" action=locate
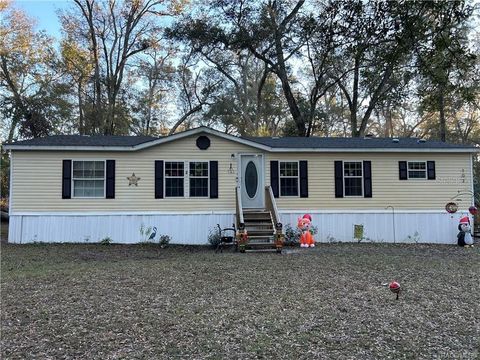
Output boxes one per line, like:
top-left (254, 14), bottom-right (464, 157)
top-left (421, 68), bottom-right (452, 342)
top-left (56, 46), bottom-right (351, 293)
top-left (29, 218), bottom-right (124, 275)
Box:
top-left (170, 0), bottom-right (341, 136)
top-left (61, 0), bottom-right (182, 135)
top-left (0, 1), bottom-right (70, 140)
top-left (129, 40), bottom-right (176, 135)
top-left (415, 0), bottom-right (476, 142)
top-left (328, 1), bottom-right (422, 137)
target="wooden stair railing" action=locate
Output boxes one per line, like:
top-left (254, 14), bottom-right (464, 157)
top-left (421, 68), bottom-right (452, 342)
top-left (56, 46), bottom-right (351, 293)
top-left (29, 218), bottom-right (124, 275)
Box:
top-left (235, 186), bottom-right (248, 248)
top-left (265, 185), bottom-right (284, 252)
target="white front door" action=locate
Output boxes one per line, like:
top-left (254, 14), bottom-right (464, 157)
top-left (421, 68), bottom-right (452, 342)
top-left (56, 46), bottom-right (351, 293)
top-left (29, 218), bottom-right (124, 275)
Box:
top-left (240, 154), bottom-right (264, 209)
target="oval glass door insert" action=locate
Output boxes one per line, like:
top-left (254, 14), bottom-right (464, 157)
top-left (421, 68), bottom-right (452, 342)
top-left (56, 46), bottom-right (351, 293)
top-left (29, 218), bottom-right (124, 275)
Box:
top-left (245, 161), bottom-right (258, 198)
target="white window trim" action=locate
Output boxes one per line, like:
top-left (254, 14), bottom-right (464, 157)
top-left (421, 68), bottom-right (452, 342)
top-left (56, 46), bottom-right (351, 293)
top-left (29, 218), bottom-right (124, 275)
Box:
top-left (279, 160), bottom-right (300, 197)
top-left (164, 160), bottom-right (210, 198)
top-left (71, 159), bottom-right (106, 199)
top-left (343, 160), bottom-right (363, 197)
top-left (407, 161), bottom-right (427, 180)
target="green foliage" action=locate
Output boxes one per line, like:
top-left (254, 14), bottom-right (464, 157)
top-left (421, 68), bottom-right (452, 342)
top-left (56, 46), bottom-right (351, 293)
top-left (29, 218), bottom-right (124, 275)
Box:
top-left (0, 152), bottom-right (9, 205)
top-left (284, 224), bottom-right (318, 246)
top-left (158, 235), bottom-right (171, 248)
top-left (207, 227), bottom-right (221, 248)
top-left (99, 237), bottom-right (113, 245)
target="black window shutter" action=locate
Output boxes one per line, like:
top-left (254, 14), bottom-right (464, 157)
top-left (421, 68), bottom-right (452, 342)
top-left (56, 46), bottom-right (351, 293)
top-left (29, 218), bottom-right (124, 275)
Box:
top-left (155, 160), bottom-right (164, 199)
top-left (105, 160), bottom-right (115, 199)
top-left (210, 161), bottom-right (218, 198)
top-left (299, 160), bottom-right (308, 198)
top-left (363, 160), bottom-right (372, 198)
top-left (270, 161), bottom-right (279, 198)
top-left (399, 161), bottom-right (407, 180)
top-left (62, 160), bottom-right (71, 199)
top-left (427, 161), bottom-right (436, 180)
top-left (334, 161), bottom-right (343, 198)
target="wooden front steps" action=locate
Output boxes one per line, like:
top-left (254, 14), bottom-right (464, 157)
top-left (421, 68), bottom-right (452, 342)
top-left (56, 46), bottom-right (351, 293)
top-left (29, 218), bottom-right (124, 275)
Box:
top-left (235, 186), bottom-right (285, 253)
top-left (241, 209), bottom-right (279, 252)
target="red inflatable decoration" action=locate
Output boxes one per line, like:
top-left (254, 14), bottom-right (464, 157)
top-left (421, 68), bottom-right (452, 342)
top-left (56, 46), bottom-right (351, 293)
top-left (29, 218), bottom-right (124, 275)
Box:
top-left (297, 214), bottom-right (315, 248)
top-left (469, 206), bottom-right (478, 216)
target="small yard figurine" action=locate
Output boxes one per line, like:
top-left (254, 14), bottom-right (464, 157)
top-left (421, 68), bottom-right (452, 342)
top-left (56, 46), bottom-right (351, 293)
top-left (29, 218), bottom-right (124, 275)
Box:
top-left (457, 216), bottom-right (474, 248)
top-left (389, 281), bottom-right (401, 300)
top-left (148, 227), bottom-right (157, 241)
top-left (298, 214), bottom-right (315, 248)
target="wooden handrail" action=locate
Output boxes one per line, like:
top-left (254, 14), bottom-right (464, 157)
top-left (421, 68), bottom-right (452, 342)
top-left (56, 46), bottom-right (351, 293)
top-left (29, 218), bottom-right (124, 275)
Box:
top-left (235, 186), bottom-right (245, 229)
top-left (265, 185), bottom-right (282, 231)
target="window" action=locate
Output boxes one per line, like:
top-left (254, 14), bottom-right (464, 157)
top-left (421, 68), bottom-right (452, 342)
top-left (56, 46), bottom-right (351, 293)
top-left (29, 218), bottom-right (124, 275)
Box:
top-left (164, 161), bottom-right (209, 198)
top-left (72, 160), bottom-right (105, 198)
top-left (189, 162), bottom-right (209, 197)
top-left (344, 162), bottom-right (363, 197)
top-left (165, 162), bottom-right (184, 197)
top-left (279, 161), bottom-right (299, 196)
top-left (408, 161), bottom-right (426, 179)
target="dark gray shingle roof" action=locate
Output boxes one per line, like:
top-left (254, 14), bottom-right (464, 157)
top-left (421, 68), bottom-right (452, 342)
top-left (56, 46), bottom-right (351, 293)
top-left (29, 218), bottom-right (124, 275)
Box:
top-left (244, 136), bottom-right (474, 149)
top-left (4, 135), bottom-right (157, 147)
top-left (3, 129), bottom-right (476, 151)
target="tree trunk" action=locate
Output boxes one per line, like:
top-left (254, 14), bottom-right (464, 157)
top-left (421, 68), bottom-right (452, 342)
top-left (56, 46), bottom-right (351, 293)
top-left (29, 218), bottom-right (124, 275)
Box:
top-left (77, 81), bottom-right (84, 135)
top-left (438, 86), bottom-right (446, 142)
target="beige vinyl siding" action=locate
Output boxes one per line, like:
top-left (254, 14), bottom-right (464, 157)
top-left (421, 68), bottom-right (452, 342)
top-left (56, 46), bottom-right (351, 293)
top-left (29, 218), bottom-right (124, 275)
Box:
top-left (266, 152), bottom-right (473, 210)
top-left (10, 132), bottom-right (473, 212)
top-left (11, 134), bottom-right (259, 212)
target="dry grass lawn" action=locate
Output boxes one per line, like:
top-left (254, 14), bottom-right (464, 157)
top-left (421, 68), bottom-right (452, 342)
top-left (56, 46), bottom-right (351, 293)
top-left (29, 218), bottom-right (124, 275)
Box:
top-left (1, 243), bottom-right (479, 359)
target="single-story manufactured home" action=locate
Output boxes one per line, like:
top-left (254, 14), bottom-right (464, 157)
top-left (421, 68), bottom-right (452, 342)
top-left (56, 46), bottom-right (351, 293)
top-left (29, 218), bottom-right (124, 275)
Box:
top-left (3, 126), bottom-right (478, 245)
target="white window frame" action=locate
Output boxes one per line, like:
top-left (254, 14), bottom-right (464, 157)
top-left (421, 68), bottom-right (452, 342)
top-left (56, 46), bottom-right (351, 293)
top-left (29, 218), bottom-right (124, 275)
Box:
top-left (71, 159), bottom-right (106, 199)
top-left (407, 161), bottom-right (427, 180)
top-left (343, 161), bottom-right (363, 197)
top-left (164, 160), bottom-right (210, 198)
top-left (279, 160), bottom-right (300, 197)
top-left (188, 161), bottom-right (209, 198)
top-left (164, 161), bottom-right (186, 198)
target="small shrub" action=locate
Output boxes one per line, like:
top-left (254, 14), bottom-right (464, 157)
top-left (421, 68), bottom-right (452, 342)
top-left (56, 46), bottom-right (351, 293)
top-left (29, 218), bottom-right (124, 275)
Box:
top-left (159, 234), bottom-right (171, 248)
top-left (207, 227), bottom-right (221, 248)
top-left (284, 224), bottom-right (300, 246)
top-left (99, 237), bottom-right (112, 245)
top-left (284, 224), bottom-right (318, 246)
top-left (326, 235), bottom-right (336, 244)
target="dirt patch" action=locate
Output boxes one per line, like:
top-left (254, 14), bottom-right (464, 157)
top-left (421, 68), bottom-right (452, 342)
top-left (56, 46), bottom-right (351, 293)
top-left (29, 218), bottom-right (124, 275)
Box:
top-left (1, 243), bottom-right (479, 359)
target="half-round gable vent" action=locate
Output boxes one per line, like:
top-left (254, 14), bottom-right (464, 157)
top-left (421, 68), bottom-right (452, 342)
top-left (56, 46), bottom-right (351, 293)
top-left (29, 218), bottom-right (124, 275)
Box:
top-left (196, 135), bottom-right (211, 150)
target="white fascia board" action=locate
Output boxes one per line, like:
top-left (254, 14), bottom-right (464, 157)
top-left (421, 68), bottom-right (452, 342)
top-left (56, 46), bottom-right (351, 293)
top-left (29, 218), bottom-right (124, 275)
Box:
top-left (2, 127), bottom-right (271, 152)
top-left (4, 145), bottom-right (477, 153)
top-left (268, 147), bottom-right (478, 153)
top-left (133, 126), bottom-right (271, 151)
top-left (2, 145), bottom-right (136, 151)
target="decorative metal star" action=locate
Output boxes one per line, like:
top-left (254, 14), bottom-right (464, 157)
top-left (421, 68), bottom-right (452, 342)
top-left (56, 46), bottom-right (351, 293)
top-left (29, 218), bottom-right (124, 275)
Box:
top-left (127, 173), bottom-right (141, 186)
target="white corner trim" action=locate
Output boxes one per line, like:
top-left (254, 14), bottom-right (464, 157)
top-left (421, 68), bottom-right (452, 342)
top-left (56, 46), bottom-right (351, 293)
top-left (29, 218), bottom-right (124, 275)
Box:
top-left (471, 154), bottom-right (475, 206)
top-left (8, 151), bottom-right (13, 208)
